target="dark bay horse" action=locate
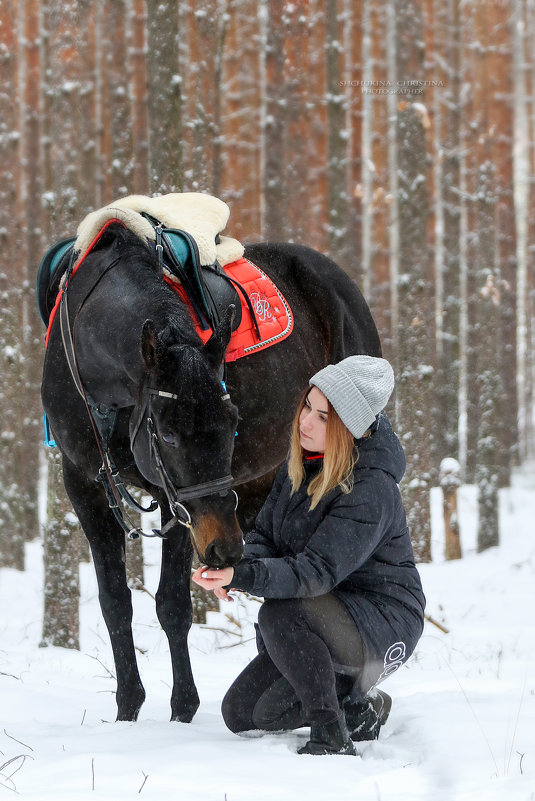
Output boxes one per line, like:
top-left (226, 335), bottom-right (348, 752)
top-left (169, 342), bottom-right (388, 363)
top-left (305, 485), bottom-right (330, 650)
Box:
top-left (41, 222), bottom-right (381, 723)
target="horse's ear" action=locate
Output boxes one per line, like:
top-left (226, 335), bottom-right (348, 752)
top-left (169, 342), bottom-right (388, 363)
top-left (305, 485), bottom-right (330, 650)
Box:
top-left (203, 304), bottom-right (235, 370)
top-left (141, 320), bottom-right (159, 369)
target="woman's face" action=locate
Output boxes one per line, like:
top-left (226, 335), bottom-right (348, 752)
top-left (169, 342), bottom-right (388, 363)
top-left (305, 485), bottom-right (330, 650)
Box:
top-left (299, 386), bottom-right (328, 453)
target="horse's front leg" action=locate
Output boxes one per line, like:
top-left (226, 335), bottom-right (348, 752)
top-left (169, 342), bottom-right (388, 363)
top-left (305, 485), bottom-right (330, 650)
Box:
top-left (62, 457), bottom-right (146, 721)
top-left (156, 517), bottom-right (200, 722)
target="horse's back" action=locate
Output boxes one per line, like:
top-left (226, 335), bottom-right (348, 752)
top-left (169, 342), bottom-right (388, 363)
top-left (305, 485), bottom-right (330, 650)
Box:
top-left (243, 241), bottom-right (382, 359)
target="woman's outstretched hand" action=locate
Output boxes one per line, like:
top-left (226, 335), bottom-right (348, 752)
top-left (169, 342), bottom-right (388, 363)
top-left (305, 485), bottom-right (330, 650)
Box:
top-left (191, 565), bottom-right (235, 602)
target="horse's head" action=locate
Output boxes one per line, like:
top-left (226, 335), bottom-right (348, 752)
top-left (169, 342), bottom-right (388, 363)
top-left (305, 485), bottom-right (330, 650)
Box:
top-left (130, 306), bottom-right (243, 568)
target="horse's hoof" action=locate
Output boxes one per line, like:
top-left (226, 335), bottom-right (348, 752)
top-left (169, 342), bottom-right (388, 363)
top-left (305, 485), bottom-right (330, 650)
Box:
top-left (115, 686), bottom-right (146, 721)
top-left (170, 695), bottom-right (200, 723)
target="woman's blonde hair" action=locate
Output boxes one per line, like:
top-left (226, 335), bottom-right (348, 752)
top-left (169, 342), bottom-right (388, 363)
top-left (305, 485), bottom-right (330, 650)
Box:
top-left (287, 388), bottom-right (357, 509)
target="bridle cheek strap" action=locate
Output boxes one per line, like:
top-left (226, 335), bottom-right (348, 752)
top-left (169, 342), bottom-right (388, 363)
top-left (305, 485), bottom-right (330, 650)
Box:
top-left (143, 396), bottom-right (236, 533)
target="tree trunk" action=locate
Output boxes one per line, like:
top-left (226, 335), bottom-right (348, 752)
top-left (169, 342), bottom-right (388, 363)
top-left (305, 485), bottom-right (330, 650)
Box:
top-left (0, 0), bottom-right (25, 569)
top-left (475, 162), bottom-right (501, 552)
top-left (146, 0), bottom-right (183, 194)
top-left (99, 0), bottom-right (133, 201)
top-left (434, 0), bottom-right (462, 467)
top-left (129, 0), bottom-right (150, 195)
top-left (39, 0), bottom-right (99, 641)
top-left (514, 0), bottom-right (533, 461)
top-left (219, 0), bottom-right (262, 240)
top-left (394, 0), bottom-right (433, 563)
top-left (261, 0), bottom-right (288, 239)
top-left (186, 0), bottom-right (228, 194)
top-left (41, 451), bottom-right (80, 649)
top-left (326, 0), bottom-right (351, 272)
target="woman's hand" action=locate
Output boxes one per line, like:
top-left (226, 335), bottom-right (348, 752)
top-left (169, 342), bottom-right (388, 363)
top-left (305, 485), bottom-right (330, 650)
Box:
top-left (191, 565), bottom-right (235, 602)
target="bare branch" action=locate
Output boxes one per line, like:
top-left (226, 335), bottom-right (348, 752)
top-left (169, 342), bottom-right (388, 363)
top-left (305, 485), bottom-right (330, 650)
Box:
top-left (3, 731), bottom-right (34, 752)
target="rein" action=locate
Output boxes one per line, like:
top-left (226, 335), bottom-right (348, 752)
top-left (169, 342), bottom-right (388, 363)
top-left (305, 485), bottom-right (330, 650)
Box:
top-left (59, 260), bottom-right (159, 539)
top-left (57, 253), bottom-right (236, 542)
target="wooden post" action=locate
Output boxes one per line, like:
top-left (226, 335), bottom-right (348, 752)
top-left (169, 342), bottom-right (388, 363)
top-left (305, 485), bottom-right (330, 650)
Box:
top-left (440, 458), bottom-right (462, 560)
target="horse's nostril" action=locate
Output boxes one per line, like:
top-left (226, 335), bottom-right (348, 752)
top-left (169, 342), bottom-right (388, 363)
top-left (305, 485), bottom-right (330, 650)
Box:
top-left (204, 539), bottom-right (243, 569)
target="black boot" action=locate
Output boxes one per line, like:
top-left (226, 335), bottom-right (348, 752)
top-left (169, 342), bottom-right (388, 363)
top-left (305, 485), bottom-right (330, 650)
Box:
top-left (343, 689), bottom-right (392, 742)
top-left (297, 713), bottom-right (356, 756)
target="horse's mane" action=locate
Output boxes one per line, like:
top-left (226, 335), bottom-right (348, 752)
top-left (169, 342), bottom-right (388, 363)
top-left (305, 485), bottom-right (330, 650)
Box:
top-left (102, 223), bottom-right (201, 349)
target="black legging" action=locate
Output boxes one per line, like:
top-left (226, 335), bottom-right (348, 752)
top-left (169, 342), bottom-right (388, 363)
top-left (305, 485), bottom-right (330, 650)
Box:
top-left (221, 594), bottom-right (366, 733)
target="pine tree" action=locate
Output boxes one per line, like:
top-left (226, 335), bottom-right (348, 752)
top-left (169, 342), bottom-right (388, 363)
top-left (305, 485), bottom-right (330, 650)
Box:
top-left (19, 0), bottom-right (44, 545)
top-left (186, 0), bottom-right (229, 194)
top-left (99, 0), bottom-right (133, 201)
top-left (261, 0), bottom-right (288, 239)
top-left (325, 0), bottom-right (351, 272)
top-left (0, 279), bottom-right (24, 569)
top-left (393, 0), bottom-right (433, 562)
top-left (219, 0), bottom-right (262, 239)
top-left (129, 0), bottom-right (150, 195)
top-left (41, 451), bottom-right (80, 648)
top-left (146, 0), bottom-right (183, 193)
top-left (433, 0), bottom-right (462, 467)
top-left (0, 0), bottom-right (25, 569)
top-left (490, 2), bottom-right (517, 486)
top-left (514, 0), bottom-right (534, 460)
top-left (474, 160), bottom-right (501, 551)
top-left (39, 0), bottom-right (100, 646)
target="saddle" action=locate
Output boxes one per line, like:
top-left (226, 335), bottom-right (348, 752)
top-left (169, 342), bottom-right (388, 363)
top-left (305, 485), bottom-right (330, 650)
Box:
top-left (37, 204), bottom-right (244, 334)
top-left (38, 193), bottom-right (293, 359)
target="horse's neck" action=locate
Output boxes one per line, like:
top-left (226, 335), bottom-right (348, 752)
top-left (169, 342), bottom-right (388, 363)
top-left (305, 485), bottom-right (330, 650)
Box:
top-left (74, 266), bottom-right (194, 406)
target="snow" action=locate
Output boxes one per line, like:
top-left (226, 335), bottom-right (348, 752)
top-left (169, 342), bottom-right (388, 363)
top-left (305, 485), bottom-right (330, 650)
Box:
top-left (1, 468), bottom-right (535, 800)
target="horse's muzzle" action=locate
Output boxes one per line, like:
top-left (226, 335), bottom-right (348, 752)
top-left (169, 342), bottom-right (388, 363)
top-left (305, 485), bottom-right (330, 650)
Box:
top-left (192, 512), bottom-right (244, 568)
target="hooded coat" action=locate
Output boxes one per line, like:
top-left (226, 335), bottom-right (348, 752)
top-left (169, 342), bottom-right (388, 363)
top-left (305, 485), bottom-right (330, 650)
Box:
top-left (230, 412), bottom-right (426, 682)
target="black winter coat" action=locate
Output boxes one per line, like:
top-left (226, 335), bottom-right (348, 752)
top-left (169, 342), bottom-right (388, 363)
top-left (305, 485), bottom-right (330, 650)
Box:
top-left (230, 412), bottom-right (426, 672)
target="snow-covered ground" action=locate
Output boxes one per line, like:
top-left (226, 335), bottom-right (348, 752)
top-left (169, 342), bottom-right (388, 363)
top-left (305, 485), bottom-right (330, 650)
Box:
top-left (1, 467), bottom-right (534, 801)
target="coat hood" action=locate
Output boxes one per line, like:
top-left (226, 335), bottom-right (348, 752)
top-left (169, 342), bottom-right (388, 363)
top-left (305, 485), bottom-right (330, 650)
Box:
top-left (355, 411), bottom-right (405, 483)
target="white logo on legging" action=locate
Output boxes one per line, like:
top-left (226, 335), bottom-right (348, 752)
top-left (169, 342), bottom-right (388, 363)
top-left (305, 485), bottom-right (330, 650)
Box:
top-left (377, 642), bottom-right (406, 683)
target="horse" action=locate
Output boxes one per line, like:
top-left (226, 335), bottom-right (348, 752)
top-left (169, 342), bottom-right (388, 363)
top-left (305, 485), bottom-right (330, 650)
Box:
top-left (40, 216), bottom-right (381, 724)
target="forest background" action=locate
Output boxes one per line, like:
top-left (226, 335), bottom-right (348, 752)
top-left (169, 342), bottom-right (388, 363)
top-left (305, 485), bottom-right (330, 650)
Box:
top-left (0, 0), bottom-right (534, 641)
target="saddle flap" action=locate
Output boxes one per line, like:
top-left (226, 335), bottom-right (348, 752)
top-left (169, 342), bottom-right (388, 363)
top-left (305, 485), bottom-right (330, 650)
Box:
top-left (202, 265), bottom-right (243, 332)
top-left (37, 236), bottom-right (76, 324)
top-left (160, 227), bottom-right (241, 333)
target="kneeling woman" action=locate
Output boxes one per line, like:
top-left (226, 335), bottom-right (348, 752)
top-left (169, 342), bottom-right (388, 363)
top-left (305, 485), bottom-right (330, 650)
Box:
top-left (193, 355), bottom-right (425, 755)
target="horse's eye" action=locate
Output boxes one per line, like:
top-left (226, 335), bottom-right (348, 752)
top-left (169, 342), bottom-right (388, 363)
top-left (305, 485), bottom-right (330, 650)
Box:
top-left (161, 432), bottom-right (177, 447)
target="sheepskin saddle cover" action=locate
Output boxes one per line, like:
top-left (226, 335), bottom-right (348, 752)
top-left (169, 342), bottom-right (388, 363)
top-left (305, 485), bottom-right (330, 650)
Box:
top-left (75, 192), bottom-right (245, 268)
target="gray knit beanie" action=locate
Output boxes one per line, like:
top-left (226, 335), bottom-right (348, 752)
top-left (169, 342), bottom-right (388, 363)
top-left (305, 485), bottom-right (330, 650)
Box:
top-left (309, 355), bottom-right (394, 439)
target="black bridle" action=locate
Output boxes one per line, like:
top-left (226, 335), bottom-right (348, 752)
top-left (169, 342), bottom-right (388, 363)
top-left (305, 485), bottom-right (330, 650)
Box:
top-left (130, 382), bottom-right (237, 537)
top-left (57, 253), bottom-right (237, 541)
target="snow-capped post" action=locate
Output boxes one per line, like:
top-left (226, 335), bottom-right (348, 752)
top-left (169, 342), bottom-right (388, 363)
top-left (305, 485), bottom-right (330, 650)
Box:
top-left (439, 458), bottom-right (461, 561)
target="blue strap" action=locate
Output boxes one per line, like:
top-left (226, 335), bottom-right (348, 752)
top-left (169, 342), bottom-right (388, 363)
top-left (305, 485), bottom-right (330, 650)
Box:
top-left (43, 413), bottom-right (57, 447)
